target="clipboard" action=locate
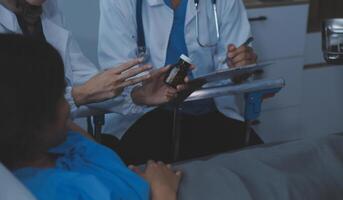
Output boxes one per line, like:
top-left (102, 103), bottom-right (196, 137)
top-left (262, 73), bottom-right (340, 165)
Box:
top-left (189, 62), bottom-right (273, 85)
top-left (170, 62), bottom-right (273, 105)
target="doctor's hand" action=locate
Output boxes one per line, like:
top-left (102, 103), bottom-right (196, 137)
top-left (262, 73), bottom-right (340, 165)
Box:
top-left (129, 161), bottom-right (182, 200)
top-left (72, 58), bottom-right (152, 106)
top-left (226, 44), bottom-right (258, 83)
top-left (131, 66), bottom-right (189, 106)
top-left (226, 44), bottom-right (257, 68)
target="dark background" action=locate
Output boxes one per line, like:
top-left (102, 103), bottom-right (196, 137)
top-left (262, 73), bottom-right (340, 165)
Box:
top-left (308, 0), bottom-right (343, 32)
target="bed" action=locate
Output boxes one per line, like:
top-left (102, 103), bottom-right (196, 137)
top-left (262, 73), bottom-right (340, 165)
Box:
top-left (177, 133), bottom-right (343, 200)
top-left (1, 133), bottom-right (342, 200)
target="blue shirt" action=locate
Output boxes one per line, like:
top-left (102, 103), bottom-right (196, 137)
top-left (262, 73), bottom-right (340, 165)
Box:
top-left (164, 0), bottom-right (189, 66)
top-left (164, 0), bottom-right (216, 115)
top-left (13, 132), bottom-right (149, 200)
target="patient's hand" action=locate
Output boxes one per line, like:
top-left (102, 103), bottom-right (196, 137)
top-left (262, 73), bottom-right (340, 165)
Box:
top-left (129, 161), bottom-right (182, 200)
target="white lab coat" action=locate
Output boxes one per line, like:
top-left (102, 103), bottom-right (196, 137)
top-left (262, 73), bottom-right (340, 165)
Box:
top-left (0, 1), bottom-right (142, 120)
top-left (98, 0), bottom-right (252, 138)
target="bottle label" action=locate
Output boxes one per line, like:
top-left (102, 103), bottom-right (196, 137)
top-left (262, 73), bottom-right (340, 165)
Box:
top-left (165, 67), bottom-right (180, 84)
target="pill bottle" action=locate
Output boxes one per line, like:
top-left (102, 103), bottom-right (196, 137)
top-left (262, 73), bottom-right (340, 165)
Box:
top-left (164, 54), bottom-right (192, 88)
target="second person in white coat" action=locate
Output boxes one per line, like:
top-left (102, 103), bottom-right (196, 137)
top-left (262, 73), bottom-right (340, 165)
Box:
top-left (0, 0), bottom-right (184, 124)
top-left (98, 0), bottom-right (262, 164)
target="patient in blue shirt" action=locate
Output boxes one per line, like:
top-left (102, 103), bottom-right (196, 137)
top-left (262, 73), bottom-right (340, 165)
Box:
top-left (14, 132), bottom-right (150, 200)
top-left (0, 34), bottom-right (182, 200)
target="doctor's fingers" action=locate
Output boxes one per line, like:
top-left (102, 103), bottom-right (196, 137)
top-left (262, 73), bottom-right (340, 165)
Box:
top-left (231, 51), bottom-right (255, 63)
top-left (112, 58), bottom-right (144, 74)
top-left (118, 64), bottom-right (152, 81)
top-left (116, 73), bottom-right (151, 89)
top-left (231, 52), bottom-right (257, 67)
top-left (166, 91), bottom-right (178, 101)
top-left (176, 83), bottom-right (189, 92)
top-left (232, 73), bottom-right (253, 83)
top-left (164, 86), bottom-right (177, 97)
top-left (227, 44), bottom-right (237, 52)
top-left (166, 91), bottom-right (178, 99)
top-left (150, 65), bottom-right (171, 78)
top-left (228, 45), bottom-right (253, 59)
top-left (231, 58), bottom-right (256, 68)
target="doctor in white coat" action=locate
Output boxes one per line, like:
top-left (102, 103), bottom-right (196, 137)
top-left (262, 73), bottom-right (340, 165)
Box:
top-left (98, 0), bottom-right (260, 164)
top-left (0, 0), bottom-right (182, 122)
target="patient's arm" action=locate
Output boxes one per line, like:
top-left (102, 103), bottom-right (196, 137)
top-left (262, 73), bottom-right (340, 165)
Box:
top-left (129, 161), bottom-right (182, 200)
top-left (66, 120), bottom-right (95, 141)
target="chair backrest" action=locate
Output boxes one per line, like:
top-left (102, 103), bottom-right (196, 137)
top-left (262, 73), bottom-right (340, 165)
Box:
top-left (0, 163), bottom-right (37, 200)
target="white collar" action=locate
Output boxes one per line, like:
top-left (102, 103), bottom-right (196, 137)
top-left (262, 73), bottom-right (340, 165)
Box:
top-left (0, 2), bottom-right (54, 32)
top-left (146, 0), bottom-right (164, 6)
top-left (144, 0), bottom-right (196, 25)
top-left (0, 4), bottom-right (21, 32)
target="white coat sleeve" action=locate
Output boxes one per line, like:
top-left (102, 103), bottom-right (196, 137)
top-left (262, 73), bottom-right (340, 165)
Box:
top-left (44, 0), bottom-right (147, 117)
top-left (47, 1), bottom-right (99, 86)
top-left (213, 0), bottom-right (252, 72)
top-left (65, 37), bottom-right (108, 115)
top-left (44, 0), bottom-right (98, 113)
top-left (58, 34), bottom-right (100, 114)
top-left (67, 30), bottom-right (147, 117)
top-left (97, 0), bottom-right (149, 116)
top-left (66, 38), bottom-right (100, 86)
top-left (43, 0), bottom-right (89, 113)
top-left (98, 0), bottom-right (137, 68)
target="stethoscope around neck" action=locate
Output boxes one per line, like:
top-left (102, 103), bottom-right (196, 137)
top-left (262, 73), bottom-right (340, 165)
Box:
top-left (135, 0), bottom-right (220, 61)
top-left (194, 0), bottom-right (220, 48)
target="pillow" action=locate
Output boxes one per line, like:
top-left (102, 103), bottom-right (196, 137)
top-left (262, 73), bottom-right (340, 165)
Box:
top-left (0, 163), bottom-right (36, 200)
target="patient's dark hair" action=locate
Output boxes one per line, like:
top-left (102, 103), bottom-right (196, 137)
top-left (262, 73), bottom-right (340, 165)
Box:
top-left (0, 34), bottom-right (66, 168)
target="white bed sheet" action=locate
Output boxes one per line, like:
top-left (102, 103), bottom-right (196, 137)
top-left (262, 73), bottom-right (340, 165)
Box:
top-left (177, 134), bottom-right (343, 200)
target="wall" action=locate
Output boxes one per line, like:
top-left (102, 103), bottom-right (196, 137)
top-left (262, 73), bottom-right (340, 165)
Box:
top-left (302, 33), bottom-right (343, 137)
